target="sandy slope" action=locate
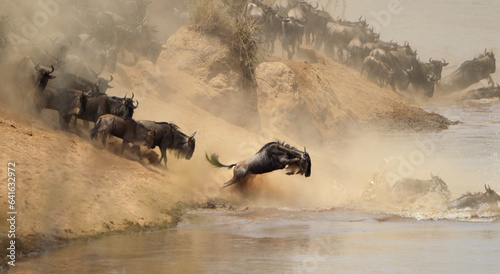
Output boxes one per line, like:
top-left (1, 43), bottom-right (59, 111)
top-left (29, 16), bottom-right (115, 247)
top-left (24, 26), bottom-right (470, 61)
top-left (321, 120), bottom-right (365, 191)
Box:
top-left (0, 25), bottom-right (453, 258)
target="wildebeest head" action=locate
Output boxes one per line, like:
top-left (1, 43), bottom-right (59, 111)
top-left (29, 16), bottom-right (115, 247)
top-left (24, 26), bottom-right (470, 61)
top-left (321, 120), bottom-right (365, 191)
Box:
top-left (427, 58), bottom-right (449, 81)
top-left (178, 131), bottom-right (196, 160)
top-left (96, 74), bottom-right (114, 93)
top-left (110, 93), bottom-right (139, 118)
top-left (123, 92), bottom-right (139, 114)
top-left (34, 64), bottom-right (56, 91)
top-left (301, 147), bottom-right (311, 177)
top-left (483, 184), bottom-right (500, 204)
top-left (484, 50), bottom-right (496, 73)
top-left (474, 49), bottom-right (496, 74)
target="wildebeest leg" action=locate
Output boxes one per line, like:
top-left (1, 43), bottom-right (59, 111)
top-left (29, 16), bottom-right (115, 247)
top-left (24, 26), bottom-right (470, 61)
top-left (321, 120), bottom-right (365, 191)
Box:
top-left (221, 178), bottom-right (239, 189)
top-left (62, 114), bottom-right (73, 131)
top-left (488, 74), bottom-right (495, 86)
top-left (221, 167), bottom-right (250, 189)
top-left (160, 147), bottom-right (167, 167)
top-left (120, 141), bottom-right (128, 155)
top-left (58, 111), bottom-right (70, 131)
top-left (102, 132), bottom-right (109, 146)
top-left (132, 145), bottom-right (141, 159)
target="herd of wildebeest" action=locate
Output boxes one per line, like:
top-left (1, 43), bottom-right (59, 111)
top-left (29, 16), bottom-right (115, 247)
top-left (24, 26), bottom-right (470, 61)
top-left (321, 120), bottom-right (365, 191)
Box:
top-left (245, 0), bottom-right (497, 99)
top-left (1, 0), bottom-right (499, 209)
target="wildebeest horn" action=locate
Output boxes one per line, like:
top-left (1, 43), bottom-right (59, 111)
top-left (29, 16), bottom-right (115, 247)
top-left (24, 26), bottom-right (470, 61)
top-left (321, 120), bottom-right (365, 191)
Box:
top-left (189, 131), bottom-right (197, 138)
top-left (407, 65), bottom-right (413, 72)
top-left (442, 59), bottom-right (448, 66)
top-left (359, 16), bottom-right (362, 22)
top-left (133, 100), bottom-right (139, 108)
top-left (429, 57), bottom-right (432, 63)
top-left (131, 92), bottom-right (134, 99)
top-left (313, 2), bottom-right (318, 9)
top-left (304, 147), bottom-right (307, 153)
top-left (109, 75), bottom-right (113, 82)
top-left (123, 93), bottom-right (127, 100)
top-left (50, 65), bottom-right (55, 73)
top-left (35, 63), bottom-right (40, 71)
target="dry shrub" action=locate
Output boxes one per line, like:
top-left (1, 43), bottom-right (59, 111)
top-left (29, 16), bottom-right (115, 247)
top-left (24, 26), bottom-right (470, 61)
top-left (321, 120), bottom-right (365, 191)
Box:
top-left (188, 0), bottom-right (258, 83)
top-left (188, 0), bottom-right (234, 38)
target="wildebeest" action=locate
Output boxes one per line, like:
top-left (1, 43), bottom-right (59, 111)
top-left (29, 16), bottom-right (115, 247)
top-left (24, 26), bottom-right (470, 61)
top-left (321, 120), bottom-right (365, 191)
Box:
top-left (368, 49), bottom-right (414, 91)
top-left (409, 59), bottom-right (440, 98)
top-left (281, 16), bottom-right (306, 59)
top-left (326, 17), bottom-right (367, 61)
top-left (385, 51), bottom-right (438, 97)
top-left (346, 36), bottom-right (364, 68)
top-left (32, 64), bottom-right (57, 112)
top-left (437, 50), bottom-right (496, 95)
top-left (75, 93), bottom-right (138, 125)
top-left (461, 84), bottom-right (500, 100)
top-left (206, 141), bottom-right (311, 189)
top-left (362, 173), bottom-right (451, 206)
top-left (391, 174), bottom-right (452, 204)
top-left (137, 120), bottom-right (196, 167)
top-left (263, 5), bottom-right (281, 53)
top-left (33, 64), bottom-right (56, 94)
top-left (311, 6), bottom-right (331, 51)
top-left (449, 185), bottom-right (500, 210)
top-left (90, 114), bottom-right (155, 158)
top-left (286, 1), bottom-right (316, 46)
top-left (38, 88), bottom-right (87, 130)
top-left (360, 56), bottom-right (394, 87)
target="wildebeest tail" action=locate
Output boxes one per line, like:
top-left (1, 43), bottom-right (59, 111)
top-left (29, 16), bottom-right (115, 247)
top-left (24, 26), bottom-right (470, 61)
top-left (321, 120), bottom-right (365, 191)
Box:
top-left (205, 153), bottom-right (236, 169)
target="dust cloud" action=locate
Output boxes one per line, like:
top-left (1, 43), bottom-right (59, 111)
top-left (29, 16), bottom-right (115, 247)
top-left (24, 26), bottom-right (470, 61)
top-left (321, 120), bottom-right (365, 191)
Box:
top-left (0, 0), bottom-right (497, 244)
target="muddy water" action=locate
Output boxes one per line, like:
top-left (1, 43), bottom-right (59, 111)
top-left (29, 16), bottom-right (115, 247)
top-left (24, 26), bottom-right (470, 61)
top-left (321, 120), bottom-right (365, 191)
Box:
top-left (15, 1), bottom-right (500, 273)
top-left (16, 207), bottom-right (500, 273)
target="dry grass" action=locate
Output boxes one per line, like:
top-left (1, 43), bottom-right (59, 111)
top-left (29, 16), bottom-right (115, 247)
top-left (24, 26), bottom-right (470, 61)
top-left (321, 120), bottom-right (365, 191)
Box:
top-left (188, 0), bottom-right (258, 83)
top-left (188, 0), bottom-right (234, 38)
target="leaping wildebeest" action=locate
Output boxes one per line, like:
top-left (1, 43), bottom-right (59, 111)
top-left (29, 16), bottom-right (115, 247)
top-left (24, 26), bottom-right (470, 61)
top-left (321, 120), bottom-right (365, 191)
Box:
top-left (436, 49), bottom-right (496, 95)
top-left (206, 141), bottom-right (311, 189)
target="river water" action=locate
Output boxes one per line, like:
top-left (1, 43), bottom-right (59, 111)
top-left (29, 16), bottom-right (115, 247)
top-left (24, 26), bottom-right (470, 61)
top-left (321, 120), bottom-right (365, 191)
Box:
top-left (15, 1), bottom-right (500, 273)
